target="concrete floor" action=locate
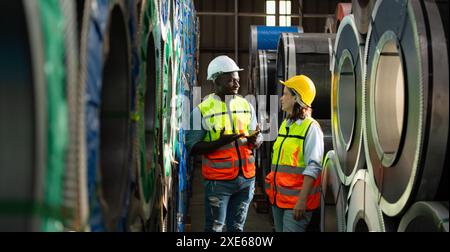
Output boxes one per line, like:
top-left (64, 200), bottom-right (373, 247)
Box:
top-left (186, 159), bottom-right (274, 232)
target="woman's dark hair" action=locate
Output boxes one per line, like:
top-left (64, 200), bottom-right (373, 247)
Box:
top-left (287, 89), bottom-right (312, 121)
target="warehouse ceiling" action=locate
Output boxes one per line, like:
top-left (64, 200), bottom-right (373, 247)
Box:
top-left (193, 0), bottom-right (350, 97)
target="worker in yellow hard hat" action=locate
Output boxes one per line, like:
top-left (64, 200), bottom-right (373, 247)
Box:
top-left (265, 75), bottom-right (324, 232)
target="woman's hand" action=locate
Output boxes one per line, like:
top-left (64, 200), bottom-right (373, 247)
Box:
top-left (293, 198), bottom-right (307, 221)
top-left (293, 175), bottom-right (314, 220)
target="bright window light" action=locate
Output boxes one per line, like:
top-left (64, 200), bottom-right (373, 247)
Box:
top-left (267, 16), bottom-right (276, 26)
top-left (266, 0), bottom-right (291, 27)
top-left (266, 1), bottom-right (275, 14)
top-left (280, 1), bottom-right (291, 26)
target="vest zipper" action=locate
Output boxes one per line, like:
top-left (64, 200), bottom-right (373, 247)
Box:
top-left (273, 126), bottom-right (289, 205)
top-left (225, 100), bottom-right (243, 174)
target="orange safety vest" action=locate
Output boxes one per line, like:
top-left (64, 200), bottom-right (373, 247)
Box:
top-left (265, 117), bottom-right (321, 210)
top-left (199, 94), bottom-right (256, 180)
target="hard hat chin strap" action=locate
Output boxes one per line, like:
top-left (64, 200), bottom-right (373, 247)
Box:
top-left (292, 89), bottom-right (309, 108)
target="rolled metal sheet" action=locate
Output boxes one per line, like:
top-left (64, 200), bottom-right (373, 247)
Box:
top-left (134, 0), bottom-right (163, 231)
top-left (364, 0), bottom-right (449, 217)
top-left (37, 0), bottom-right (69, 232)
top-left (0, 0), bottom-right (71, 232)
top-left (253, 50), bottom-right (277, 193)
top-left (317, 119), bottom-right (333, 156)
top-left (275, 33), bottom-right (336, 122)
top-left (346, 170), bottom-right (389, 232)
top-left (161, 20), bottom-right (176, 232)
top-left (172, 0), bottom-right (187, 233)
top-left (426, 0), bottom-right (450, 201)
top-left (320, 151), bottom-right (348, 232)
top-left (123, 0), bottom-right (143, 232)
top-left (128, 0), bottom-right (140, 115)
top-left (331, 15), bottom-right (365, 186)
top-left (249, 26), bottom-right (302, 92)
top-left (159, 0), bottom-right (171, 42)
top-left (0, 0), bottom-right (47, 232)
top-left (256, 50), bottom-right (277, 141)
top-left (435, 0), bottom-right (450, 201)
top-left (352, 0), bottom-right (376, 35)
top-left (398, 201), bottom-right (449, 232)
top-left (335, 3), bottom-right (352, 30)
top-left (80, 0), bottom-right (133, 231)
top-left (73, 0), bottom-right (91, 232)
top-left (60, 0), bottom-right (82, 231)
top-left (250, 26), bottom-right (303, 53)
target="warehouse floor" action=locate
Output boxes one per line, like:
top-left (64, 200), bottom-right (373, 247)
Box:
top-left (187, 159), bottom-right (274, 232)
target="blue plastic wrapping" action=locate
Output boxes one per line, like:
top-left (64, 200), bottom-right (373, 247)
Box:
top-left (256, 26), bottom-right (301, 50)
top-left (129, 0), bottom-right (139, 113)
top-left (85, 0), bottom-right (109, 232)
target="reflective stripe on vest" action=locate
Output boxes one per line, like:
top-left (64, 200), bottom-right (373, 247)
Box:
top-left (271, 164), bottom-right (305, 174)
top-left (264, 183), bottom-right (321, 197)
top-left (199, 95), bottom-right (256, 180)
top-left (265, 117), bottom-right (322, 210)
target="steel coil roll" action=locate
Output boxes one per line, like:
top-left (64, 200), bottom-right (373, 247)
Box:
top-left (335, 3), bottom-right (352, 31)
top-left (275, 33), bottom-right (336, 122)
top-left (347, 170), bottom-right (391, 232)
top-left (331, 15), bottom-right (365, 186)
top-left (249, 26), bottom-right (302, 93)
top-left (398, 201), bottom-right (449, 232)
top-left (129, 0), bottom-right (141, 116)
top-left (60, 0), bottom-right (83, 231)
top-left (172, 0), bottom-right (185, 232)
top-left (123, 0), bottom-right (144, 232)
top-left (364, 0), bottom-right (449, 217)
top-left (253, 50), bottom-right (277, 194)
top-left (250, 26), bottom-right (302, 66)
top-left (320, 151), bottom-right (348, 232)
top-left (256, 50), bottom-right (277, 146)
top-left (317, 119), bottom-right (333, 156)
top-left (0, 0), bottom-right (69, 232)
top-left (352, 0), bottom-right (376, 36)
top-left (159, 0), bottom-right (171, 42)
top-left (256, 50), bottom-right (277, 117)
top-left (251, 26), bottom-right (303, 53)
top-left (133, 0), bottom-right (164, 232)
top-left (160, 20), bottom-right (176, 232)
top-left (79, 0), bottom-right (134, 231)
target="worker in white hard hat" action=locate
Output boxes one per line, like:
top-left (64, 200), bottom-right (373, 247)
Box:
top-left (186, 55), bottom-right (262, 232)
top-left (265, 75), bottom-right (324, 232)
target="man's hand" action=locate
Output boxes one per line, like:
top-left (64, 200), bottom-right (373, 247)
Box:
top-left (246, 124), bottom-right (260, 148)
top-left (190, 129), bottom-right (243, 156)
top-left (218, 128), bottom-right (244, 146)
top-left (293, 198), bottom-right (307, 221)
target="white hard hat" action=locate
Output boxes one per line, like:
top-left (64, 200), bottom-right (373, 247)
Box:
top-left (207, 55), bottom-right (243, 81)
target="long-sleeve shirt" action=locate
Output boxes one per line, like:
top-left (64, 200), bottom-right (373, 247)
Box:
top-left (185, 94), bottom-right (263, 154)
top-left (284, 118), bottom-right (324, 179)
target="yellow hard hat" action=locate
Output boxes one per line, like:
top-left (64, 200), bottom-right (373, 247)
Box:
top-left (279, 75), bottom-right (316, 107)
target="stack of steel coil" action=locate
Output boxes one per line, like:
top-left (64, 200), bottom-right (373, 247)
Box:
top-left (247, 26), bottom-right (303, 207)
top-left (275, 32), bottom-right (335, 152)
top-left (0, 0), bottom-right (72, 232)
top-left (322, 0), bottom-right (449, 232)
top-left (132, 0), bottom-right (198, 232)
top-left (0, 0), bottom-right (199, 232)
top-left (363, 0), bottom-right (448, 231)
